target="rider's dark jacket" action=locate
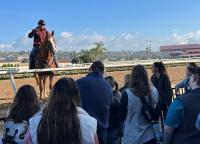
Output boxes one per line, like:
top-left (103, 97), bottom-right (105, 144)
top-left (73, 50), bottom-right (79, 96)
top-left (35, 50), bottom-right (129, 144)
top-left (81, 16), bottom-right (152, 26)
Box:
top-left (28, 27), bottom-right (48, 48)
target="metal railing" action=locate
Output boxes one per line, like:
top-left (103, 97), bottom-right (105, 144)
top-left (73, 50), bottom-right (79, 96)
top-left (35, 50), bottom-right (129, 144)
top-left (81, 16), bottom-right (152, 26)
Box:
top-left (172, 87), bottom-right (185, 100)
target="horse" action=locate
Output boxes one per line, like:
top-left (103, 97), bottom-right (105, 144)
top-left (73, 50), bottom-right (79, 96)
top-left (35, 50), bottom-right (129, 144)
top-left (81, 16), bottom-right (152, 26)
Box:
top-left (35, 31), bottom-right (57, 99)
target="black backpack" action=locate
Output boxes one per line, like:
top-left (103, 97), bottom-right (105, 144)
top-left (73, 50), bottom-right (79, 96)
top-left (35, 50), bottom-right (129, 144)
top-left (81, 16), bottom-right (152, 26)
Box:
top-left (139, 93), bottom-right (162, 143)
top-left (140, 96), bottom-right (158, 123)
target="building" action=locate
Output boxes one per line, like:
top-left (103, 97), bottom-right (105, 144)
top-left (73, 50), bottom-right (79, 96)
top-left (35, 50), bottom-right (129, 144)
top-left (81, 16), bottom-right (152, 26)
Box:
top-left (0, 57), bottom-right (5, 62)
top-left (17, 56), bottom-right (29, 63)
top-left (160, 44), bottom-right (200, 57)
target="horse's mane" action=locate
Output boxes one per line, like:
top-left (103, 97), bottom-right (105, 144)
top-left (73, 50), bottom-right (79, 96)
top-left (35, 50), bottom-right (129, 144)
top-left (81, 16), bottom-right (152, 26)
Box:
top-left (40, 33), bottom-right (55, 56)
top-left (35, 33), bottom-right (56, 69)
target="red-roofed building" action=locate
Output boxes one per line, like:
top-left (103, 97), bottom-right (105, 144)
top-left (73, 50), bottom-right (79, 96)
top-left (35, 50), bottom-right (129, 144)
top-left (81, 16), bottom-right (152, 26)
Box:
top-left (160, 44), bottom-right (200, 57)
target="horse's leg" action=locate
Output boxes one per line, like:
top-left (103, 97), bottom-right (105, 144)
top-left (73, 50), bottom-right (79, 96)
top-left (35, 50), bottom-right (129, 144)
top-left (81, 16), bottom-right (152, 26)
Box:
top-left (38, 76), bottom-right (43, 100)
top-left (34, 73), bottom-right (39, 85)
top-left (43, 76), bottom-right (47, 98)
top-left (49, 76), bottom-right (54, 90)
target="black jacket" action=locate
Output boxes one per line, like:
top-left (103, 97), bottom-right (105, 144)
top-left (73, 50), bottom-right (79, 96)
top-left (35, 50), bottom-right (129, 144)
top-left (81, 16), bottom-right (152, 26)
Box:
top-left (28, 27), bottom-right (48, 47)
top-left (151, 73), bottom-right (173, 105)
top-left (108, 91), bottom-right (121, 131)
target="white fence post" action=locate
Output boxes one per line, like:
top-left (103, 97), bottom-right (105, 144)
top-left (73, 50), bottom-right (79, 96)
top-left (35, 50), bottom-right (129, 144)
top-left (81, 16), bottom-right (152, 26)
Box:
top-left (9, 71), bottom-right (17, 95)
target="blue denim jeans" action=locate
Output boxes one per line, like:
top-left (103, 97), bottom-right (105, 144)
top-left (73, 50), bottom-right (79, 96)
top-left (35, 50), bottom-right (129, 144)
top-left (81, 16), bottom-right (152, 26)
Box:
top-left (97, 128), bottom-right (107, 144)
top-left (29, 46), bottom-right (38, 69)
top-left (107, 129), bottom-right (121, 144)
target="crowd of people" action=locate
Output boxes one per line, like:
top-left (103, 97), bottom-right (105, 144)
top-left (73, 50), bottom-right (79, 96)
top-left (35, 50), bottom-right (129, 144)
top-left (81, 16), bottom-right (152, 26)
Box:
top-left (1, 61), bottom-right (200, 144)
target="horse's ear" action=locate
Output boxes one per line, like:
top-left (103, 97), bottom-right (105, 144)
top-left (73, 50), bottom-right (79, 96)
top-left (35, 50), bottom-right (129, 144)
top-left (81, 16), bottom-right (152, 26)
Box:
top-left (51, 31), bottom-right (54, 36)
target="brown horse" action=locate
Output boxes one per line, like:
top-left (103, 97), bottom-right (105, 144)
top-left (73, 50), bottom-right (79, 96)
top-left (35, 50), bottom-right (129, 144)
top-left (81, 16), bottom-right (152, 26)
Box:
top-left (35, 31), bottom-right (57, 99)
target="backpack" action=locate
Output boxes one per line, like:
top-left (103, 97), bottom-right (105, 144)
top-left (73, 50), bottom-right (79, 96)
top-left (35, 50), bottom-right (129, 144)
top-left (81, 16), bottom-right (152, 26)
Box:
top-left (140, 96), bottom-right (158, 123)
top-left (2, 119), bottom-right (28, 144)
top-left (140, 95), bottom-right (162, 143)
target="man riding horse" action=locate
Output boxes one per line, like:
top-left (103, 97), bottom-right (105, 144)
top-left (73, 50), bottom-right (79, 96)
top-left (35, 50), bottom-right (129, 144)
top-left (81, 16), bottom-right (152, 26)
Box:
top-left (28, 19), bottom-right (58, 99)
top-left (28, 19), bottom-right (58, 69)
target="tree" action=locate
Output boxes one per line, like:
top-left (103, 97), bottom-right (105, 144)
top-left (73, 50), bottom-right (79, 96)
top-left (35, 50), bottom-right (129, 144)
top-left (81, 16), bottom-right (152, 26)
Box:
top-left (71, 57), bottom-right (81, 64)
top-left (71, 51), bottom-right (81, 64)
top-left (73, 42), bottom-right (107, 63)
top-left (92, 42), bottom-right (107, 61)
top-left (79, 49), bottom-right (94, 63)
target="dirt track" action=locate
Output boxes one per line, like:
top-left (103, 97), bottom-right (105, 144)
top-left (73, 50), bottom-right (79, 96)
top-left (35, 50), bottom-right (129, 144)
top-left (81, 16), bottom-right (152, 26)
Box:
top-left (0, 65), bottom-right (185, 105)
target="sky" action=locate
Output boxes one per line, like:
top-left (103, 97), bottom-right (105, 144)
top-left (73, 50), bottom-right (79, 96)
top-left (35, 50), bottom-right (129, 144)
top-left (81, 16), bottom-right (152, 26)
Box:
top-left (1, 0), bottom-right (200, 51)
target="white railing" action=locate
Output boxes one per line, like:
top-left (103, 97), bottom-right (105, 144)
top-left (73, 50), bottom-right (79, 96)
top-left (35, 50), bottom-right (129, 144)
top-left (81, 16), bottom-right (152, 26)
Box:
top-left (1, 58), bottom-right (200, 95)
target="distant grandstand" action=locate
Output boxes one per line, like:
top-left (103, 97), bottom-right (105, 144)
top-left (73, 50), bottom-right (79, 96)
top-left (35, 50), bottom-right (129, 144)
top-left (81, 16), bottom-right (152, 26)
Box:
top-left (160, 44), bottom-right (200, 57)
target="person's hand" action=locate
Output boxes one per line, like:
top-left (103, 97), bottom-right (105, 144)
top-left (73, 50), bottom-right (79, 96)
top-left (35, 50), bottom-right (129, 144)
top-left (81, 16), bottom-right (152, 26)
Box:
top-left (31, 29), bottom-right (36, 33)
top-left (51, 30), bottom-right (54, 36)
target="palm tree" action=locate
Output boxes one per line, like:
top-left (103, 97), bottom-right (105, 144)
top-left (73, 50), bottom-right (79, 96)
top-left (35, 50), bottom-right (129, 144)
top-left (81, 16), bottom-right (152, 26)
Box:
top-left (75, 42), bottom-right (107, 63)
top-left (93, 41), bottom-right (107, 61)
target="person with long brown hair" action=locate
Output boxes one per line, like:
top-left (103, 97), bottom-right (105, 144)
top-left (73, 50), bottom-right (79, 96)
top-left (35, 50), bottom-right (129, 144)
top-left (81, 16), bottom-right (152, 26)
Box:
top-left (24, 78), bottom-right (98, 144)
top-left (120, 65), bottom-right (159, 144)
top-left (7, 85), bottom-right (40, 122)
top-left (2, 85), bottom-right (40, 144)
top-left (151, 62), bottom-right (173, 120)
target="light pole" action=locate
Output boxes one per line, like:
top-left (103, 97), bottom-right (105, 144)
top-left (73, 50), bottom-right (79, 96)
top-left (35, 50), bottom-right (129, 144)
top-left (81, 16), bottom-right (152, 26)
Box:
top-left (145, 40), bottom-right (152, 59)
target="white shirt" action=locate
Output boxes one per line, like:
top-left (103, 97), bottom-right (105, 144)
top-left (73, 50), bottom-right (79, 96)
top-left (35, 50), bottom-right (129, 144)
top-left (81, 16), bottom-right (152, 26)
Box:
top-left (28, 107), bottom-right (97, 144)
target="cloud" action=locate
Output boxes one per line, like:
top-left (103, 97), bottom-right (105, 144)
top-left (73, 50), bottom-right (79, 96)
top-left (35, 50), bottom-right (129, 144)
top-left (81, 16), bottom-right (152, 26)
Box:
top-left (0, 43), bottom-right (12, 49)
top-left (56, 32), bottom-right (145, 51)
top-left (56, 32), bottom-right (107, 51)
top-left (2, 30), bottom-right (200, 52)
top-left (0, 33), bottom-right (32, 52)
top-left (159, 30), bottom-right (200, 46)
top-left (106, 32), bottom-right (144, 51)
top-left (0, 31), bottom-right (145, 52)
top-left (172, 30), bottom-right (200, 44)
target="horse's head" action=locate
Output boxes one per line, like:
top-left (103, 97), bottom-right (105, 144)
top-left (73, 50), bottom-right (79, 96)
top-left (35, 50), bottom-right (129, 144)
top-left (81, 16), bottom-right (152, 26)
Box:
top-left (36, 31), bottom-right (57, 68)
top-left (46, 31), bottom-right (56, 51)
top-left (39, 31), bottom-right (56, 55)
